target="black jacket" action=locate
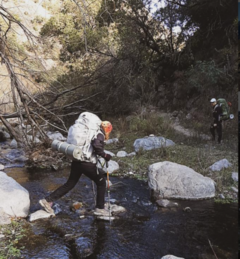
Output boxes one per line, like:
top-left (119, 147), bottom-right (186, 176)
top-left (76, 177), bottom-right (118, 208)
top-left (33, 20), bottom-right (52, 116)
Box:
top-left (91, 133), bottom-right (107, 159)
top-left (212, 104), bottom-right (222, 124)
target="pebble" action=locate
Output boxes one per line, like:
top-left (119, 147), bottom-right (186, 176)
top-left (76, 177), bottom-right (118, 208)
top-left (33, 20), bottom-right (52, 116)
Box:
top-left (219, 194), bottom-right (225, 199)
top-left (183, 207), bottom-right (192, 212)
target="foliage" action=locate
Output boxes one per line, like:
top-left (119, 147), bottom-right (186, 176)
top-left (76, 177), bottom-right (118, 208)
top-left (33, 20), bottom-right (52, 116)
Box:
top-left (186, 60), bottom-right (224, 94)
top-left (0, 0), bottom-right (237, 148)
top-left (0, 220), bottom-right (26, 259)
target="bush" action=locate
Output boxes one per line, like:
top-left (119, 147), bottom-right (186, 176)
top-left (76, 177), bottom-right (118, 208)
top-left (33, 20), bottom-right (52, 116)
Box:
top-left (186, 60), bottom-right (223, 95)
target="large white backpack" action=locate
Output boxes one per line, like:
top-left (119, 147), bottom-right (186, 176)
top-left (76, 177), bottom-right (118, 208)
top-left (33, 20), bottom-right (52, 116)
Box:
top-left (67, 112), bottom-right (103, 162)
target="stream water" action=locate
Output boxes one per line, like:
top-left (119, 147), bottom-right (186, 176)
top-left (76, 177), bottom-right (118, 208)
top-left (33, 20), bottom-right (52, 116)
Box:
top-left (6, 166), bottom-right (238, 259)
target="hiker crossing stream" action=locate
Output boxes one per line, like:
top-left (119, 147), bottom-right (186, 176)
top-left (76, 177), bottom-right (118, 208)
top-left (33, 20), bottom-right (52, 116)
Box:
top-left (5, 166), bottom-right (238, 259)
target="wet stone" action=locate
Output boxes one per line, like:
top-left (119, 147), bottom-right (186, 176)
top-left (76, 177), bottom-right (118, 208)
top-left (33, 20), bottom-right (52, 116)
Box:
top-left (76, 208), bottom-right (87, 215)
top-left (161, 255), bottom-right (185, 259)
top-left (96, 216), bottom-right (115, 221)
top-left (28, 210), bottom-right (55, 222)
top-left (141, 201), bottom-right (152, 206)
top-left (156, 199), bottom-right (178, 208)
top-left (108, 204), bottom-right (126, 214)
top-left (71, 202), bottom-right (83, 211)
top-left (75, 236), bottom-right (93, 258)
top-left (183, 207), bottom-right (192, 212)
top-left (52, 203), bottom-right (62, 215)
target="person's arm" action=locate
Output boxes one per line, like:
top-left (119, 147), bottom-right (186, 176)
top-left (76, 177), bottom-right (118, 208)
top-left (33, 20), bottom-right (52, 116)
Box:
top-left (91, 133), bottom-right (112, 161)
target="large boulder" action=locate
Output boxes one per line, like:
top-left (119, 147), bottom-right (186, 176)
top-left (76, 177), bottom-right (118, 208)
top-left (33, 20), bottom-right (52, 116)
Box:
top-left (133, 136), bottom-right (175, 152)
top-left (0, 171), bottom-right (30, 217)
top-left (148, 161), bottom-right (215, 200)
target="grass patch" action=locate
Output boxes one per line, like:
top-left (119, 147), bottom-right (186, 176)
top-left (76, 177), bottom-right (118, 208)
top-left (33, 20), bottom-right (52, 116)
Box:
top-left (0, 220), bottom-right (27, 259)
top-left (106, 113), bottom-right (238, 203)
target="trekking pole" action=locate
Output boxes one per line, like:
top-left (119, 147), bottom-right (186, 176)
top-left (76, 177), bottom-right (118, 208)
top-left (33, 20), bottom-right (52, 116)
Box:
top-left (92, 180), bottom-right (96, 206)
top-left (106, 161), bottom-right (111, 222)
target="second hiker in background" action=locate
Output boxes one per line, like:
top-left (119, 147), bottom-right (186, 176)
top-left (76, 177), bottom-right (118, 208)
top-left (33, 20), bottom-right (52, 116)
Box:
top-left (210, 98), bottom-right (223, 144)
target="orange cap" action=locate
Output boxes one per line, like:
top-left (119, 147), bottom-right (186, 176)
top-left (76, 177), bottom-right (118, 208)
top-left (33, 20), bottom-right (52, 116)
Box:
top-left (101, 121), bottom-right (112, 140)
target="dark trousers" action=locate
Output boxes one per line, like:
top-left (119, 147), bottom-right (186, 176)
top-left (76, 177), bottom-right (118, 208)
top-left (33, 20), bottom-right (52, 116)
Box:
top-left (45, 161), bottom-right (106, 209)
top-left (210, 122), bottom-right (222, 143)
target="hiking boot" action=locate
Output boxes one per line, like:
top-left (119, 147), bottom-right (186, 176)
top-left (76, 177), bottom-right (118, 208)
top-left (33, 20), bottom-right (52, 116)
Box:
top-left (94, 208), bottom-right (111, 216)
top-left (39, 199), bottom-right (55, 214)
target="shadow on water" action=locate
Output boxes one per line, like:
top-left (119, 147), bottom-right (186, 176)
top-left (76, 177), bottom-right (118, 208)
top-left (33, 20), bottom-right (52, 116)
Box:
top-left (6, 167), bottom-right (238, 259)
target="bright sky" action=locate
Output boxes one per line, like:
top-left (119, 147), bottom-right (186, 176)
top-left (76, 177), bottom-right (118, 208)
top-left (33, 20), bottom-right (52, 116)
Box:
top-left (149, 0), bottom-right (166, 11)
top-left (149, 0), bottom-right (181, 33)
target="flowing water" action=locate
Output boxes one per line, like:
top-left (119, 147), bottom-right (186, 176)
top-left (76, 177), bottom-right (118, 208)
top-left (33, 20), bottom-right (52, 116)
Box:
top-left (6, 167), bottom-right (238, 259)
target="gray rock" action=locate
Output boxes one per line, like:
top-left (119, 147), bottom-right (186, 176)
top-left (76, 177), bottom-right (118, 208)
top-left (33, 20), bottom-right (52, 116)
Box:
top-left (148, 161), bottom-right (215, 200)
top-left (47, 131), bottom-right (66, 141)
top-left (104, 150), bottom-right (115, 156)
top-left (0, 164), bottom-right (4, 171)
top-left (10, 139), bottom-right (18, 149)
top-left (0, 208), bottom-right (11, 225)
top-left (232, 172), bottom-right (238, 182)
top-left (219, 194), bottom-right (225, 199)
top-left (15, 156), bottom-right (28, 162)
top-left (97, 158), bottom-right (119, 174)
top-left (0, 129), bottom-right (10, 141)
top-left (133, 136), bottom-right (175, 152)
top-left (186, 113), bottom-right (192, 120)
top-left (105, 138), bottom-right (119, 144)
top-left (0, 171), bottom-right (30, 217)
top-left (75, 237), bottom-right (93, 258)
top-left (107, 204), bottom-right (126, 214)
top-left (172, 111), bottom-right (179, 117)
top-left (28, 210), bottom-right (55, 222)
top-left (127, 152), bottom-right (136, 157)
top-left (97, 216), bottom-right (115, 221)
top-left (116, 151), bottom-right (128, 157)
top-left (161, 255), bottom-right (185, 259)
top-left (3, 131), bottom-right (10, 139)
top-left (156, 199), bottom-right (178, 208)
top-left (231, 187), bottom-right (238, 193)
top-left (208, 159), bottom-right (232, 171)
top-left (183, 207), bottom-right (192, 212)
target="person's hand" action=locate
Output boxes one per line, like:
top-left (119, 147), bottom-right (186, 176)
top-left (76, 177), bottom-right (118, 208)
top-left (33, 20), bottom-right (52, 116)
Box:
top-left (104, 153), bottom-right (112, 162)
top-left (213, 124), bottom-right (217, 127)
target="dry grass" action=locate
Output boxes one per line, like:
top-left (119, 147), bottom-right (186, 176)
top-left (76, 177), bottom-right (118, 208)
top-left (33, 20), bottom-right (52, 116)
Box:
top-left (106, 112), bottom-right (238, 202)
